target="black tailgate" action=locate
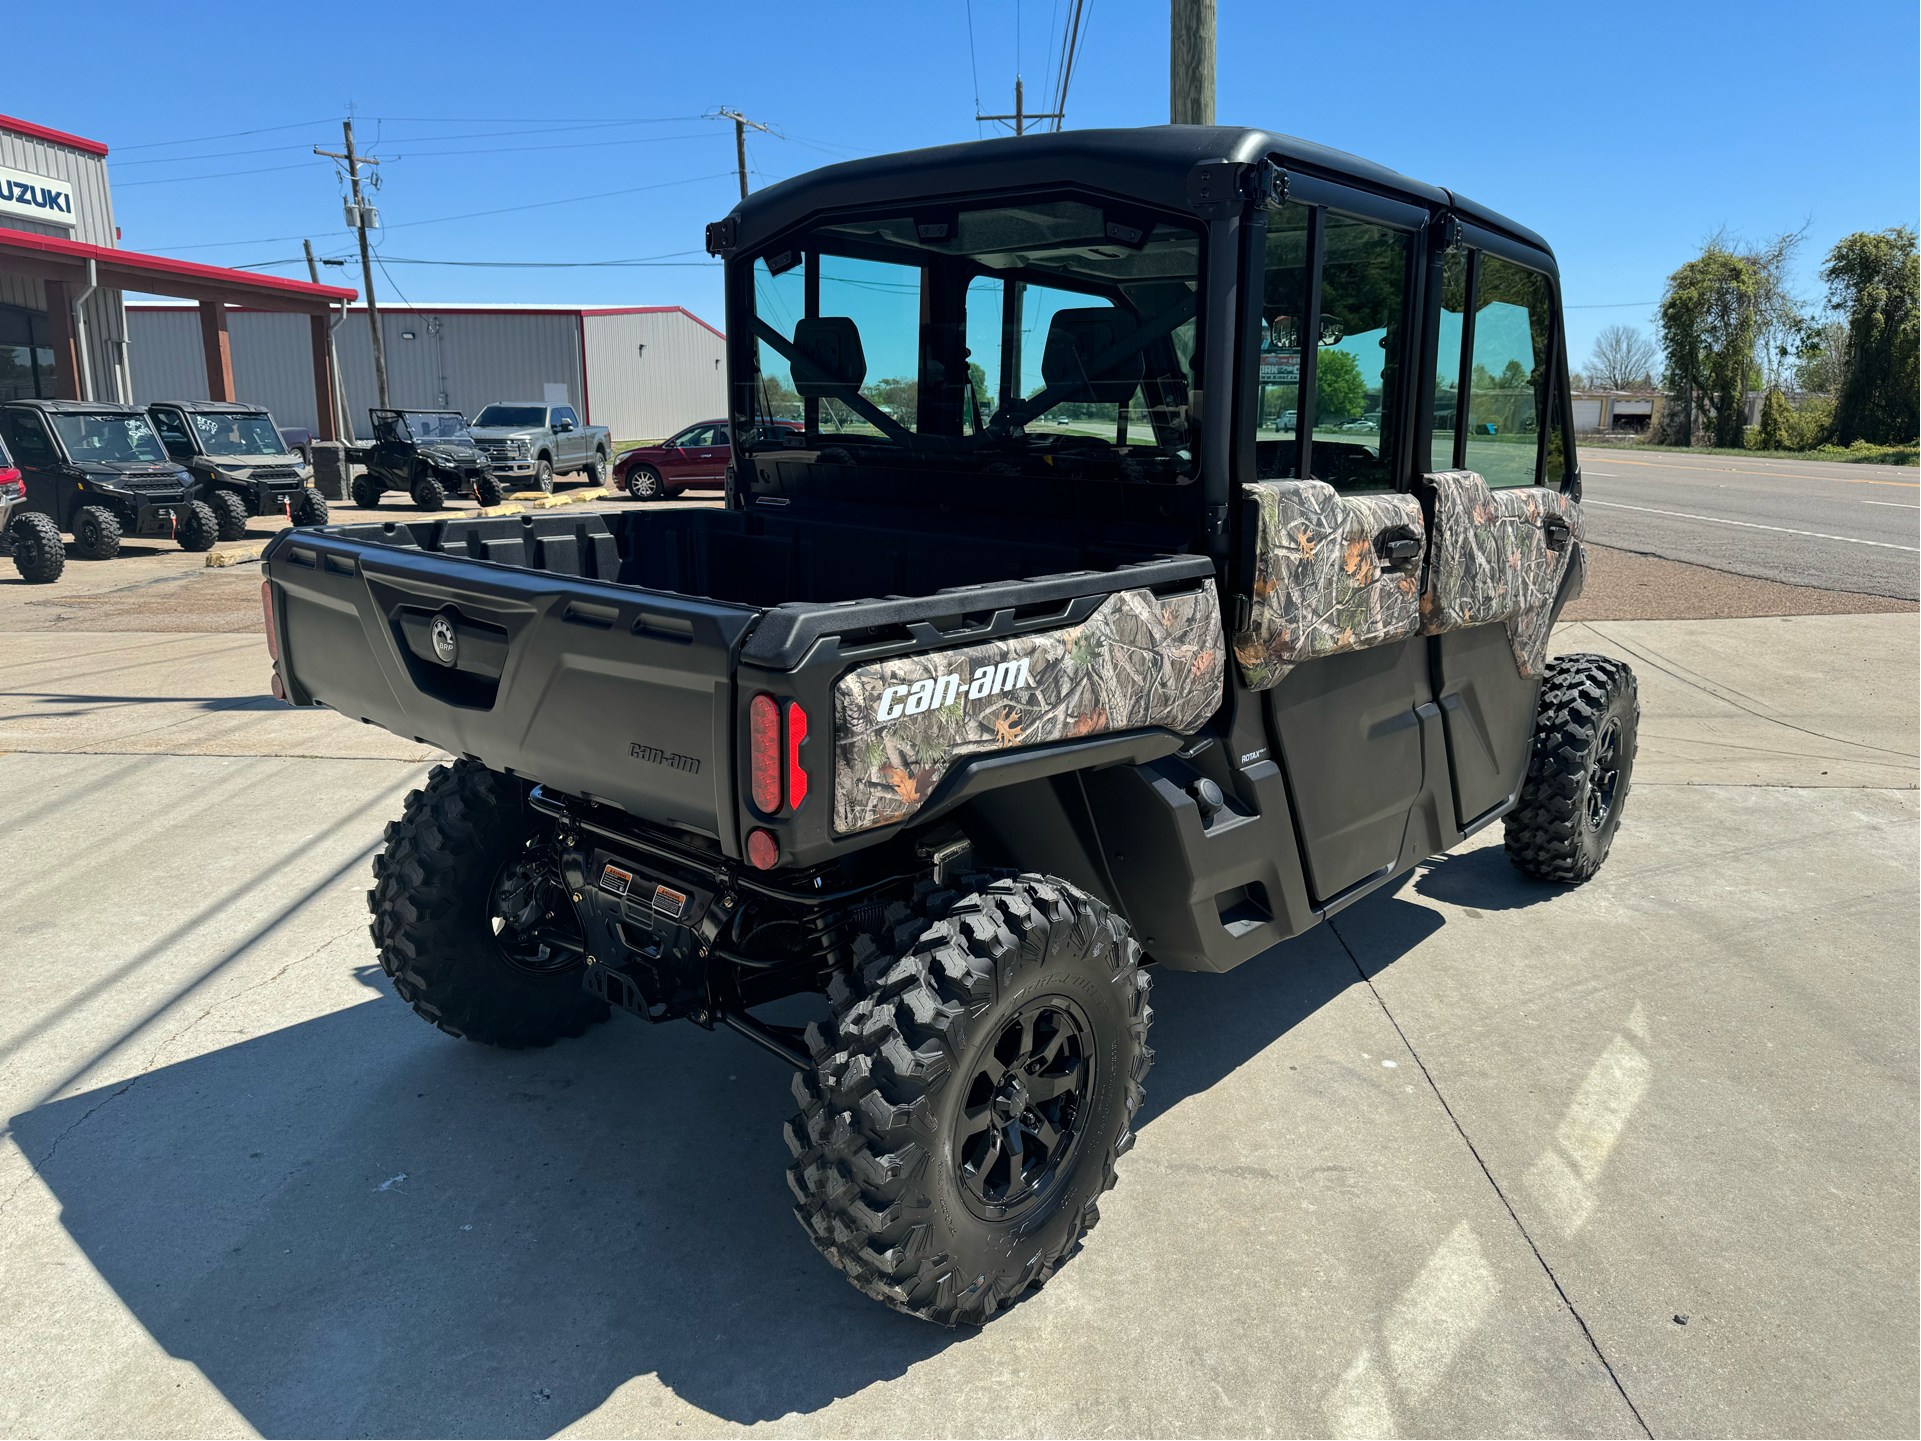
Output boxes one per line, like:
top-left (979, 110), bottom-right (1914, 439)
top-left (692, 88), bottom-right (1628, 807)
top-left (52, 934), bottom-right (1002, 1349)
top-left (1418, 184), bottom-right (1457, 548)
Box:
top-left (265, 517), bottom-right (758, 851)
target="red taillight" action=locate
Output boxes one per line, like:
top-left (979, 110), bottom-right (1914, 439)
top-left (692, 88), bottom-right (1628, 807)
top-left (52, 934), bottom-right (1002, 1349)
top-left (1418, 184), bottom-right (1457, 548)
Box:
top-left (749, 693), bottom-right (781, 813)
top-left (746, 828), bottom-right (779, 869)
top-left (260, 580), bottom-right (279, 663)
top-left (786, 701), bottom-right (809, 807)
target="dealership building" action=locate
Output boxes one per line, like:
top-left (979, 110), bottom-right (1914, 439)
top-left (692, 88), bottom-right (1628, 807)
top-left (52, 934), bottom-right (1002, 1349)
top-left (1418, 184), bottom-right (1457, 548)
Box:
top-left (126, 301), bottom-right (726, 442)
top-left (2, 110), bottom-right (727, 445)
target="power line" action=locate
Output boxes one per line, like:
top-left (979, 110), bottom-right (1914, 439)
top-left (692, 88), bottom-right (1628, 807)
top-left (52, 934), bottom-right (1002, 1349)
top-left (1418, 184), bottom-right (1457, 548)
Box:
top-left (117, 161), bottom-right (323, 188)
top-left (114, 118), bottom-right (337, 151)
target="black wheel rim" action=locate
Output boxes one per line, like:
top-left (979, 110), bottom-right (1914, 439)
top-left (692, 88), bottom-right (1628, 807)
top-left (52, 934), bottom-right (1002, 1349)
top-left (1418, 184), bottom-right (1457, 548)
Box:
top-left (487, 852), bottom-right (585, 976)
top-left (955, 996), bottom-right (1094, 1221)
top-left (1586, 716), bottom-right (1622, 830)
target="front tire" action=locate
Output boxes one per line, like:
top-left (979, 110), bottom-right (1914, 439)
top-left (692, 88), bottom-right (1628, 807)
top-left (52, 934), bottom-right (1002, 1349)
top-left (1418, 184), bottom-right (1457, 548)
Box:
top-left (369, 761), bottom-right (610, 1048)
top-left (411, 470), bottom-right (446, 512)
top-left (532, 457), bottom-right (554, 493)
top-left (291, 489), bottom-right (329, 526)
top-left (787, 874), bottom-right (1152, 1326)
top-left (350, 473), bottom-right (383, 510)
top-left (473, 473), bottom-right (505, 507)
top-left (208, 490), bottom-right (249, 541)
top-left (8, 512), bottom-right (65, 583)
top-left (73, 505), bottom-right (122, 560)
top-left (628, 465), bottom-right (664, 501)
top-left (1505, 653), bottom-right (1639, 884)
top-left (176, 499), bottom-right (219, 552)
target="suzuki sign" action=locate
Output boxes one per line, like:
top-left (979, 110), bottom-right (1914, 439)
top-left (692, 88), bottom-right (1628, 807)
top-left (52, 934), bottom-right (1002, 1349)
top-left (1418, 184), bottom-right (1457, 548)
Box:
top-left (0, 165), bottom-right (78, 229)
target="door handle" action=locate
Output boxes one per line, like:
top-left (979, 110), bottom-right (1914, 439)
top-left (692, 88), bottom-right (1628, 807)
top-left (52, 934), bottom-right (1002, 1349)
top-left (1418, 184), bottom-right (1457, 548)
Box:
top-left (1542, 517), bottom-right (1572, 551)
top-left (1374, 526), bottom-right (1423, 571)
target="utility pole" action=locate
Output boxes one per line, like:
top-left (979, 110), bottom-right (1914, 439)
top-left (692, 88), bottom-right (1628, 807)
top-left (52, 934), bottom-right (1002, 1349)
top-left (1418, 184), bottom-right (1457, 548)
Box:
top-left (1170, 0), bottom-right (1216, 126)
top-left (714, 109), bottom-right (771, 200)
top-left (315, 121), bottom-right (389, 409)
top-left (304, 239), bottom-right (351, 441)
top-left (978, 76), bottom-right (1063, 137)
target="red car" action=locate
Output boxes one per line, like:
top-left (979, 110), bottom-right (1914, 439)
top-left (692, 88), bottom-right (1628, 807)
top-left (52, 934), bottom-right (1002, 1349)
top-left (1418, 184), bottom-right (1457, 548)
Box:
top-left (614, 419), bottom-right (802, 500)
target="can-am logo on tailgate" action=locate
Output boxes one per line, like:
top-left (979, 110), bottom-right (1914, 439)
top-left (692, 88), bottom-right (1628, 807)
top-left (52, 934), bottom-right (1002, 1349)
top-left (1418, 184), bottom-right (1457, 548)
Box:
top-left (876, 656), bottom-right (1033, 722)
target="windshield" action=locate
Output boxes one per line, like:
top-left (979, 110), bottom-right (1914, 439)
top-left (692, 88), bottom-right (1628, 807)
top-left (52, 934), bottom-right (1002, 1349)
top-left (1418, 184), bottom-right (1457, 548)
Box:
top-left (50, 413), bottom-right (169, 465)
top-left (474, 405), bottom-right (546, 427)
top-left (403, 412), bottom-right (471, 441)
top-left (191, 411), bottom-right (289, 457)
top-left (742, 198), bottom-right (1201, 494)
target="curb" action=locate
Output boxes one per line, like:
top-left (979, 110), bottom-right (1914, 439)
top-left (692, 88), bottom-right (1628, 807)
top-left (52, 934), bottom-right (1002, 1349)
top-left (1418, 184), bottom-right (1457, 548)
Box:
top-left (205, 545), bottom-right (267, 568)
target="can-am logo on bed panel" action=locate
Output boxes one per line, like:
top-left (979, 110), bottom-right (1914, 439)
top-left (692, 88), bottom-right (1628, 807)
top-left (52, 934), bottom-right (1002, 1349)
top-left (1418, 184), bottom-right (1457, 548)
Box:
top-left (872, 656), bottom-right (1034, 722)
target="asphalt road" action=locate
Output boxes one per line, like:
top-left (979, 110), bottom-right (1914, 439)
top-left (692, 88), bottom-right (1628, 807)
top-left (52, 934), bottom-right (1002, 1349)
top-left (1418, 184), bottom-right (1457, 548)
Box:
top-left (1578, 448), bottom-right (1921, 600)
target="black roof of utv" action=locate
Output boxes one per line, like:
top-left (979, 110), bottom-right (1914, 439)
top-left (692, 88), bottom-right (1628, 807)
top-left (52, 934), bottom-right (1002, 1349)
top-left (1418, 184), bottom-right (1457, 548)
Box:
top-left (726, 125), bottom-right (1552, 265)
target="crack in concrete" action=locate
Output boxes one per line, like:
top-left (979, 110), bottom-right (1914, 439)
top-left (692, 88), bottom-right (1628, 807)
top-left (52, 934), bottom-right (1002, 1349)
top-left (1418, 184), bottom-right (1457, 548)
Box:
top-left (1327, 915), bottom-right (1656, 1439)
top-left (0, 919), bottom-right (365, 1218)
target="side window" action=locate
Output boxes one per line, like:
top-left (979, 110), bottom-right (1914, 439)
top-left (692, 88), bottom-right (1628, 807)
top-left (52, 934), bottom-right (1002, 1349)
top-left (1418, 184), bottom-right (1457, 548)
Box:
top-left (709, 425), bottom-right (730, 447)
top-left (1432, 251), bottom-right (1467, 472)
top-left (2, 410), bottom-right (55, 465)
top-left (1255, 206), bottom-right (1412, 491)
top-left (754, 251), bottom-right (924, 437)
top-left (1313, 216), bottom-right (1410, 491)
top-left (675, 426), bottom-right (712, 448)
top-left (552, 407), bottom-right (578, 428)
top-left (1465, 255), bottom-right (1553, 488)
top-left (373, 414), bottom-right (403, 443)
top-left (152, 408), bottom-right (193, 449)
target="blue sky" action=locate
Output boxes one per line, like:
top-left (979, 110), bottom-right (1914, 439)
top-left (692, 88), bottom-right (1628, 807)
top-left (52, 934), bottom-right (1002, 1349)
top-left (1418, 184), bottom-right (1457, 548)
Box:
top-left (10, 0), bottom-right (1916, 371)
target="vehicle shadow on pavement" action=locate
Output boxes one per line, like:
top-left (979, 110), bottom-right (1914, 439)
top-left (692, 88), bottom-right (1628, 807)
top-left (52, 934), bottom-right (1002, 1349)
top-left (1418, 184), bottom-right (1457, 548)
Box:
top-left (1407, 843), bottom-right (1561, 913)
top-left (11, 884), bottom-right (1462, 1437)
top-left (10, 977), bottom-right (957, 1436)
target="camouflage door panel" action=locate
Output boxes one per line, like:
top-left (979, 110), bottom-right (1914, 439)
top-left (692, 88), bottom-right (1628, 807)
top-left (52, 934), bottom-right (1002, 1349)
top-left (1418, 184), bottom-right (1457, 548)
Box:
top-left (1418, 469), bottom-right (1586, 677)
top-left (1233, 479), bottom-right (1425, 691)
top-left (832, 584), bottom-right (1225, 835)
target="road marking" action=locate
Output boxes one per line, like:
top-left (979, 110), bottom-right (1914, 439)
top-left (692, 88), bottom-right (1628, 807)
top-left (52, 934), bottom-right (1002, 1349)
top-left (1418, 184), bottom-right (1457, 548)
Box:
top-left (1593, 455), bottom-right (1919, 488)
top-left (1862, 500), bottom-right (1921, 509)
top-left (1584, 499), bottom-right (1921, 551)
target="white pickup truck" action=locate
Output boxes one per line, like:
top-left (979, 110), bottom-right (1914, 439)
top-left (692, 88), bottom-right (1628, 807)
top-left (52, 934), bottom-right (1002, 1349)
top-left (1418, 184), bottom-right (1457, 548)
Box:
top-left (467, 402), bottom-right (612, 493)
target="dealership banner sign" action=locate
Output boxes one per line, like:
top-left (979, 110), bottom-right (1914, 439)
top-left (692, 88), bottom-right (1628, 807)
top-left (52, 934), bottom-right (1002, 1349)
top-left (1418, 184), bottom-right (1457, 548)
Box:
top-left (0, 165), bottom-right (77, 229)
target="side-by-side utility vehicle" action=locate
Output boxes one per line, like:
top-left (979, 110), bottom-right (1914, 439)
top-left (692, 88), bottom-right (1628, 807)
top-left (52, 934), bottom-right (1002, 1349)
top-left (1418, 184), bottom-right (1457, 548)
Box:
top-left (350, 409), bottom-right (503, 511)
top-left (2, 400), bottom-right (218, 566)
top-left (260, 127), bottom-right (1639, 1327)
top-left (148, 400), bottom-right (329, 539)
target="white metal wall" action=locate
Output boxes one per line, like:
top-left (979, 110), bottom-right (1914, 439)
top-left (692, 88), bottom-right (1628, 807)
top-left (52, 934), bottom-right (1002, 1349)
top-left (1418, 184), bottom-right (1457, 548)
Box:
top-left (582, 309), bottom-right (726, 441)
top-left (1, 126), bottom-right (127, 401)
top-left (334, 310), bottom-right (583, 438)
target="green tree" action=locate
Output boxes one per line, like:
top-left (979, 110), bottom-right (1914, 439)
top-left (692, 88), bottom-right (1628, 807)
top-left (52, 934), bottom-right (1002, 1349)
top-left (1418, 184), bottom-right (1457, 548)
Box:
top-left (861, 376), bottom-right (917, 422)
top-left (1822, 226), bottom-right (1920, 446)
top-left (1754, 387), bottom-right (1793, 450)
top-left (1315, 348), bottom-right (1366, 420)
top-left (1658, 240), bottom-right (1757, 447)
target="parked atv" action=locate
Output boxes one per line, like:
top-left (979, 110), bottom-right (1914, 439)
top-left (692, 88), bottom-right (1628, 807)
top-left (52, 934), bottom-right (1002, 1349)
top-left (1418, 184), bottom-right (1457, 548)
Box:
top-left (0, 400), bottom-right (217, 564)
top-left (0, 433), bottom-right (65, 583)
top-left (350, 410), bottom-right (504, 511)
top-left (148, 400), bottom-right (328, 540)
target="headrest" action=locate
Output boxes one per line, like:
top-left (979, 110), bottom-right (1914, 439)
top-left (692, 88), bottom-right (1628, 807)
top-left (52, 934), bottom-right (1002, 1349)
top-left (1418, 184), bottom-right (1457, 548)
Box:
top-left (1040, 307), bottom-right (1144, 404)
top-left (790, 317), bottom-right (867, 397)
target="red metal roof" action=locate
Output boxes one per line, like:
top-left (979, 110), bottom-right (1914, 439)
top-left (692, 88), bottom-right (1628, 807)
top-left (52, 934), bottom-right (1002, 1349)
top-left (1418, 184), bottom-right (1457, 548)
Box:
top-left (0, 113), bottom-right (110, 158)
top-left (0, 225), bottom-right (357, 306)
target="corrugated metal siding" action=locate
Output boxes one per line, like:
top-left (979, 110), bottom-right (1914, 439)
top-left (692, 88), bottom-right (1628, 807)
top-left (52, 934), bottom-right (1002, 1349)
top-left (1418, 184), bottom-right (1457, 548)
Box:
top-left (1, 128), bottom-right (126, 400)
top-left (127, 308), bottom-right (205, 403)
top-left (582, 310), bottom-right (726, 441)
top-left (334, 309), bottom-right (582, 438)
top-left (127, 308), bottom-right (319, 430)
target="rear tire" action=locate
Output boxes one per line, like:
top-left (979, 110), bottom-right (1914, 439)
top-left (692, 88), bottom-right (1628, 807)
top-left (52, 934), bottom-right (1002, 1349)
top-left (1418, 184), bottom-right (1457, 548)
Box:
top-left (350, 474), bottom-right (383, 510)
top-left (8, 512), bottom-right (65, 583)
top-left (787, 873), bottom-right (1152, 1326)
top-left (411, 471), bottom-right (446, 512)
top-left (628, 465), bottom-right (664, 501)
top-left (208, 490), bottom-right (249, 541)
top-left (176, 499), bottom-right (218, 552)
top-left (291, 489), bottom-right (329, 527)
top-left (473, 473), bottom-right (505, 507)
top-left (369, 760), bottom-right (610, 1048)
top-left (1505, 653), bottom-right (1639, 884)
top-left (73, 505), bottom-right (122, 560)
top-left (583, 452), bottom-right (605, 486)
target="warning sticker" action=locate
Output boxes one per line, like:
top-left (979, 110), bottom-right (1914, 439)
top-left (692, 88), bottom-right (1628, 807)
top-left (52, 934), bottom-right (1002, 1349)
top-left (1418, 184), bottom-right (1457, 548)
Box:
top-left (651, 884), bottom-right (688, 920)
top-left (598, 863), bottom-right (634, 897)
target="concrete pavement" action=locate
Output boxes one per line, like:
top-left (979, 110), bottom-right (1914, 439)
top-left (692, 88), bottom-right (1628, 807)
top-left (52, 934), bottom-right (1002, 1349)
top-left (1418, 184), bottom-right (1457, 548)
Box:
top-left (1578, 447), bottom-right (1920, 600)
top-left (0, 602), bottom-right (1914, 1435)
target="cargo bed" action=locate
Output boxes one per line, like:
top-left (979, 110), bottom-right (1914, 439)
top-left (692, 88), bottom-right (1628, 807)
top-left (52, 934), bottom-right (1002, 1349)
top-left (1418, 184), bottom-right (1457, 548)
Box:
top-left (264, 504), bottom-right (1217, 860)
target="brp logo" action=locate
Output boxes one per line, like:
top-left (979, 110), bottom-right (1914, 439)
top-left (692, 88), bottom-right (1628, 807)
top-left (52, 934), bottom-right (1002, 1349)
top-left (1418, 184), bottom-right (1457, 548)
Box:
top-left (430, 614), bottom-right (458, 666)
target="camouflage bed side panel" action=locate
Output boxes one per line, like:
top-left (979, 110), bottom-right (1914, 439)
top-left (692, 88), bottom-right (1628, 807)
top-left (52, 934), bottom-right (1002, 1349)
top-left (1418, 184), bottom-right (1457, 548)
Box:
top-left (1233, 479), bottom-right (1425, 691)
top-left (832, 584), bottom-right (1225, 835)
top-left (1418, 469), bottom-right (1585, 677)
